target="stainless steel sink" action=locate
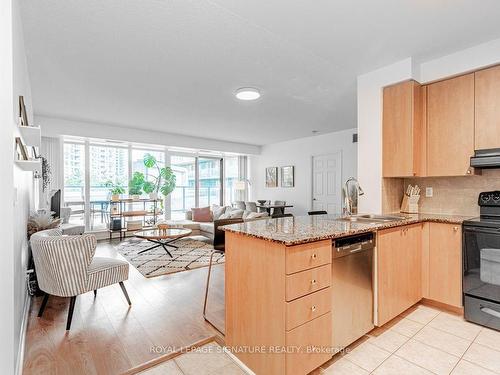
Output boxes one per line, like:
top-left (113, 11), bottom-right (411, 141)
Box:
top-left (337, 214), bottom-right (408, 223)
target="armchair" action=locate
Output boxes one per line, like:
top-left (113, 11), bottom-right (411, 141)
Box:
top-left (30, 228), bottom-right (131, 330)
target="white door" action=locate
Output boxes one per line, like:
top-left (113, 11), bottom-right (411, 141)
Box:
top-left (312, 152), bottom-right (342, 214)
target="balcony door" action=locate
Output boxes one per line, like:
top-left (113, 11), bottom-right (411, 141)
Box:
top-left (198, 157), bottom-right (223, 207)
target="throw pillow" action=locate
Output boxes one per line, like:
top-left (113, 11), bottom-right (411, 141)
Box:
top-left (212, 204), bottom-right (227, 220)
top-left (192, 207), bottom-right (212, 222)
top-left (220, 208), bottom-right (244, 219)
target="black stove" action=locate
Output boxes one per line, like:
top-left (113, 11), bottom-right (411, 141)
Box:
top-left (463, 191), bottom-right (500, 330)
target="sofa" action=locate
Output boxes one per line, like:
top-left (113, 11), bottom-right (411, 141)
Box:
top-left (161, 205), bottom-right (268, 242)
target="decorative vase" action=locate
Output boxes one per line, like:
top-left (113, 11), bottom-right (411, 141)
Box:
top-left (149, 192), bottom-right (158, 200)
top-left (131, 194), bottom-right (141, 200)
top-left (111, 194), bottom-right (120, 202)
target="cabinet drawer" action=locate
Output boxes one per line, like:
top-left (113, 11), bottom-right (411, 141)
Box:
top-left (286, 240), bottom-right (331, 274)
top-left (286, 287), bottom-right (331, 331)
top-left (286, 264), bottom-right (331, 301)
top-left (285, 312), bottom-right (332, 375)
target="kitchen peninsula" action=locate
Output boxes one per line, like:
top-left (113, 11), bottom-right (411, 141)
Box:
top-left (223, 214), bottom-right (468, 375)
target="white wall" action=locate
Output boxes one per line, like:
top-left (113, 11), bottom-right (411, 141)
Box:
top-left (38, 115), bottom-right (261, 155)
top-left (357, 58), bottom-right (414, 213)
top-left (249, 128), bottom-right (357, 216)
top-left (1, 1), bottom-right (35, 373)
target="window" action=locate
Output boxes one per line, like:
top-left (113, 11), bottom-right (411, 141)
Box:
top-left (224, 156), bottom-right (239, 205)
top-left (198, 157), bottom-right (222, 208)
top-left (89, 145), bottom-right (128, 230)
top-left (170, 155), bottom-right (196, 219)
top-left (63, 142), bottom-right (85, 226)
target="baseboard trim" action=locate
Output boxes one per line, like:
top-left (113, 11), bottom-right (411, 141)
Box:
top-left (421, 298), bottom-right (464, 315)
top-left (15, 292), bottom-right (31, 375)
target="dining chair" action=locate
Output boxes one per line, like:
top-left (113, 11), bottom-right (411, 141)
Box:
top-left (30, 228), bottom-right (131, 330)
top-left (271, 200), bottom-right (286, 217)
top-left (232, 201), bottom-right (246, 210)
top-left (308, 210), bottom-right (328, 215)
top-left (203, 218), bottom-right (244, 334)
top-left (245, 201), bottom-right (258, 212)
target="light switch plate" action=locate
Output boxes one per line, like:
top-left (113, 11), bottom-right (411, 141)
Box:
top-left (425, 187), bottom-right (433, 198)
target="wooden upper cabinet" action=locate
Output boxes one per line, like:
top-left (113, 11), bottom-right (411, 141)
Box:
top-left (427, 74), bottom-right (475, 176)
top-left (475, 65), bottom-right (500, 150)
top-left (382, 80), bottom-right (424, 177)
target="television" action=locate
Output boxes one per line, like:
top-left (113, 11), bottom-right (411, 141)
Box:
top-left (50, 189), bottom-right (61, 219)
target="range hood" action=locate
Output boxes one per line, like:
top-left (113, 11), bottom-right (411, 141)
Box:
top-left (470, 148), bottom-right (500, 168)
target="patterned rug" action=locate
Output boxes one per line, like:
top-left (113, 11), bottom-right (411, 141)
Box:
top-left (116, 237), bottom-right (224, 278)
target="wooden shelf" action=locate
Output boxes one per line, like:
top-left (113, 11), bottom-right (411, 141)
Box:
top-left (15, 159), bottom-right (41, 172)
top-left (18, 126), bottom-right (41, 147)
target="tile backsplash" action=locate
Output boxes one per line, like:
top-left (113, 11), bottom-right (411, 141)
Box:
top-left (403, 170), bottom-right (500, 216)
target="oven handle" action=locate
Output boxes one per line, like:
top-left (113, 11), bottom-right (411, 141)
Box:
top-left (480, 305), bottom-right (500, 319)
top-left (464, 227), bottom-right (500, 235)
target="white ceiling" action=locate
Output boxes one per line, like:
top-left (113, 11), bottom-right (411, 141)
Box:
top-left (21, 0), bottom-right (500, 146)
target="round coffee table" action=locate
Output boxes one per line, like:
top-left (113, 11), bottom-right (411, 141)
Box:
top-left (134, 228), bottom-right (192, 257)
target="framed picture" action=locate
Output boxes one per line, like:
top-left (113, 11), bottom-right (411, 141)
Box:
top-left (265, 167), bottom-right (278, 188)
top-left (15, 137), bottom-right (29, 160)
top-left (19, 96), bottom-right (29, 127)
top-left (281, 166), bottom-right (294, 187)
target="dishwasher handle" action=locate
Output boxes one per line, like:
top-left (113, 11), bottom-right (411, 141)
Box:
top-left (333, 233), bottom-right (375, 259)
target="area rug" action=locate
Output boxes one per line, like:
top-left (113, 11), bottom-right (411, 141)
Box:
top-left (116, 238), bottom-right (224, 278)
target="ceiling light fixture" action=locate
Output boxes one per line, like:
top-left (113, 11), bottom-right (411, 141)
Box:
top-left (235, 87), bottom-right (261, 101)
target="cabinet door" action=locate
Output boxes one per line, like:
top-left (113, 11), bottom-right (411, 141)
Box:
top-left (428, 223), bottom-right (462, 307)
top-left (475, 65), bottom-right (500, 150)
top-left (427, 74), bottom-right (474, 176)
top-left (382, 80), bottom-right (424, 177)
top-left (377, 224), bottom-right (422, 326)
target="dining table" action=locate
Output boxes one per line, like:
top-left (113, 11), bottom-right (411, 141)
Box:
top-left (256, 203), bottom-right (293, 215)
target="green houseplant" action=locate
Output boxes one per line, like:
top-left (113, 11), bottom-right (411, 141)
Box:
top-left (105, 180), bottom-right (126, 201)
top-left (128, 172), bottom-right (145, 200)
top-left (143, 154), bottom-right (176, 200)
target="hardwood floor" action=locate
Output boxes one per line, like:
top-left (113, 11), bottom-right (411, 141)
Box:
top-left (23, 239), bottom-right (225, 375)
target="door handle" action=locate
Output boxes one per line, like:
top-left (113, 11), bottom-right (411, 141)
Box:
top-left (480, 306), bottom-right (500, 319)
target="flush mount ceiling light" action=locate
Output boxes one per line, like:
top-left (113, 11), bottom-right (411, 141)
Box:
top-left (235, 87), bottom-right (261, 101)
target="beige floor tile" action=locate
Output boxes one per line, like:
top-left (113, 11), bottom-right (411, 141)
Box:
top-left (395, 339), bottom-right (460, 375)
top-left (208, 362), bottom-right (247, 375)
top-left (389, 318), bottom-right (424, 337)
top-left (321, 357), bottom-right (368, 375)
top-left (475, 327), bottom-right (500, 352)
top-left (404, 305), bottom-right (440, 325)
top-left (174, 343), bottom-right (234, 375)
top-left (463, 343), bottom-right (500, 373)
top-left (367, 329), bottom-right (409, 353)
top-left (373, 355), bottom-right (433, 375)
top-left (451, 360), bottom-right (498, 375)
top-left (428, 313), bottom-right (482, 341)
top-left (344, 342), bottom-right (391, 372)
top-left (139, 360), bottom-right (184, 375)
top-left (413, 325), bottom-right (471, 357)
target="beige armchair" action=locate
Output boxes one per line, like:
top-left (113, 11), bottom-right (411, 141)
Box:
top-left (30, 228), bottom-right (131, 330)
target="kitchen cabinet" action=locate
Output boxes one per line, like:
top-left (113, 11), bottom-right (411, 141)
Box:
top-left (427, 223), bottom-right (462, 308)
top-left (376, 223), bottom-right (422, 326)
top-left (382, 80), bottom-right (425, 177)
top-left (475, 65), bottom-right (500, 150)
top-left (427, 73), bottom-right (475, 176)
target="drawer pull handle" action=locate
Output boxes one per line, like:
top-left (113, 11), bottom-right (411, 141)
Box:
top-left (311, 279), bottom-right (317, 285)
top-left (480, 306), bottom-right (500, 319)
top-left (311, 305), bottom-right (316, 312)
top-left (453, 226), bottom-right (459, 231)
top-left (311, 253), bottom-right (317, 260)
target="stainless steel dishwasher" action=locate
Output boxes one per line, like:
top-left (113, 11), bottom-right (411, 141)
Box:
top-left (331, 232), bottom-right (375, 352)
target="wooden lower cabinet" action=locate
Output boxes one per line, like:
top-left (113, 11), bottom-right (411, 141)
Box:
top-left (225, 232), bottom-right (332, 375)
top-left (427, 223), bottom-right (463, 308)
top-left (377, 224), bottom-right (422, 326)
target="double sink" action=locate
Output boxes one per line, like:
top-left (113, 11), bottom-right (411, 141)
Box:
top-left (337, 214), bottom-right (409, 224)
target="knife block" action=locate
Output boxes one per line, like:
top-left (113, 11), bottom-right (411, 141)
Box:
top-left (401, 194), bottom-right (420, 214)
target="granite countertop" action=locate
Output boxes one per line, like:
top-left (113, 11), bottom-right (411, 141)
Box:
top-left (222, 213), bottom-right (472, 246)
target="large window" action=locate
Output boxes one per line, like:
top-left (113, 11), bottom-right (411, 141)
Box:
top-left (63, 139), bottom-right (247, 230)
top-left (89, 144), bottom-right (128, 230)
top-left (63, 142), bottom-right (86, 226)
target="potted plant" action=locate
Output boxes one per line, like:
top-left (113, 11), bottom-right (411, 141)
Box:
top-left (128, 172), bottom-right (145, 200)
top-left (106, 181), bottom-right (126, 201)
top-left (143, 154), bottom-right (176, 200)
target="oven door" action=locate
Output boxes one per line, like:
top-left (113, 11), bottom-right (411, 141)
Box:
top-left (463, 225), bottom-right (500, 303)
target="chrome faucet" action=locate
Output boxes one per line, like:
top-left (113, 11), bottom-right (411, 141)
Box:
top-left (343, 177), bottom-right (364, 216)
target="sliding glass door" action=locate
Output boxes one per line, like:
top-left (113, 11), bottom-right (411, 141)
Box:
top-left (63, 142), bottom-right (86, 226)
top-left (198, 157), bottom-right (222, 207)
top-left (170, 155), bottom-right (196, 219)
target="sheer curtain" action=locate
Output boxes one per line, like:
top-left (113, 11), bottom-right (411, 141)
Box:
top-left (39, 136), bottom-right (63, 209)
